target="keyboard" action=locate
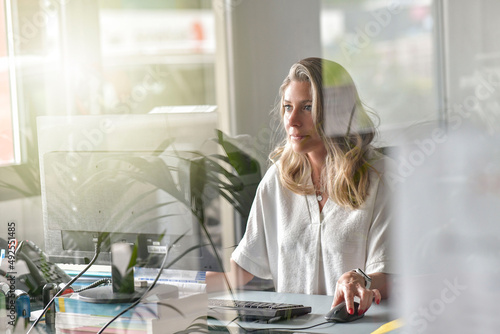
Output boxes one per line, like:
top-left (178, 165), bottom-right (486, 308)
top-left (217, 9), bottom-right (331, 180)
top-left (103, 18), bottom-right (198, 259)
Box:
top-left (208, 298), bottom-right (312, 322)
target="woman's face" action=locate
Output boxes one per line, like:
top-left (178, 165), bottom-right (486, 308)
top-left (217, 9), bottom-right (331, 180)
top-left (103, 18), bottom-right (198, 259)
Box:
top-left (283, 80), bottom-right (326, 158)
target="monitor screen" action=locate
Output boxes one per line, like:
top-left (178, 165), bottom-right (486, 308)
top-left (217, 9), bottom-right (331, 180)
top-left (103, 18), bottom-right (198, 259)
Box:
top-left (37, 111), bottom-right (223, 272)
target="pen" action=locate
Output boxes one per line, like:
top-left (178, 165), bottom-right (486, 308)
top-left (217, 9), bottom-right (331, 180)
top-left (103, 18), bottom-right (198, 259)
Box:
top-left (371, 318), bottom-right (404, 334)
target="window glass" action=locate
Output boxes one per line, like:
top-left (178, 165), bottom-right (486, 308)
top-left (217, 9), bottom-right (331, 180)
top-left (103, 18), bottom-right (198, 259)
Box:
top-left (97, 0), bottom-right (215, 114)
top-left (321, 0), bottom-right (438, 146)
top-left (0, 0), bottom-right (215, 199)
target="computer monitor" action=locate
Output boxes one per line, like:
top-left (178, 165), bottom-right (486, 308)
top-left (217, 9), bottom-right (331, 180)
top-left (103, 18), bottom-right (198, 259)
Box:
top-left (37, 111), bottom-right (223, 276)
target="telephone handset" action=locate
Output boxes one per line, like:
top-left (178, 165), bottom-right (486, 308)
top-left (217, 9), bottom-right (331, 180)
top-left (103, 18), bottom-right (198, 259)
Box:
top-left (0, 238), bottom-right (71, 300)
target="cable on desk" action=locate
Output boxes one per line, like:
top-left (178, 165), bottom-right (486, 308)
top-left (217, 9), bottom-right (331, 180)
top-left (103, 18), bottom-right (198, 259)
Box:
top-left (207, 316), bottom-right (332, 334)
top-left (26, 233), bottom-right (105, 334)
top-left (234, 318), bottom-right (332, 333)
top-left (207, 315), bottom-right (239, 333)
top-left (207, 313), bottom-right (241, 328)
top-left (181, 315), bottom-right (212, 333)
top-left (73, 278), bottom-right (112, 293)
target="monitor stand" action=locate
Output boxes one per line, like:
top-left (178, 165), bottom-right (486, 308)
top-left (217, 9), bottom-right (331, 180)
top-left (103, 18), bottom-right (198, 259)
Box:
top-left (76, 242), bottom-right (178, 303)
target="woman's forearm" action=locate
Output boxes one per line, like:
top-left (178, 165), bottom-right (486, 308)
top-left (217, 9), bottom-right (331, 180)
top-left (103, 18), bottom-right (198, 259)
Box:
top-left (206, 259), bottom-right (254, 292)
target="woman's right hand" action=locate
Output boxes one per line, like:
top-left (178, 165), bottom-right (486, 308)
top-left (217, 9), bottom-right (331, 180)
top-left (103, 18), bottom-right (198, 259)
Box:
top-left (331, 270), bottom-right (382, 315)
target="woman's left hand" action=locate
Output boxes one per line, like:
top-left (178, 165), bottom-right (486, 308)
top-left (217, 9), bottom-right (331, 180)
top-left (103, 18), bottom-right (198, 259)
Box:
top-left (331, 270), bottom-right (382, 315)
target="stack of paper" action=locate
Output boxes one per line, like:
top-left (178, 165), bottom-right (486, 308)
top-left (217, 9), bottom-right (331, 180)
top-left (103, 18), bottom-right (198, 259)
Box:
top-left (54, 286), bottom-right (207, 334)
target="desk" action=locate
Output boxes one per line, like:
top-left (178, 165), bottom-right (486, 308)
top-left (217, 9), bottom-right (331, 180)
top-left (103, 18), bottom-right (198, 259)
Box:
top-left (28, 289), bottom-right (396, 333)
top-left (208, 290), bottom-right (396, 333)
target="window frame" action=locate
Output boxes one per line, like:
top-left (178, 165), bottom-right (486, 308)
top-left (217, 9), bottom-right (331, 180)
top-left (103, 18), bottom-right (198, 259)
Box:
top-left (1, 0), bottom-right (21, 167)
top-left (0, 0), bottom-right (38, 201)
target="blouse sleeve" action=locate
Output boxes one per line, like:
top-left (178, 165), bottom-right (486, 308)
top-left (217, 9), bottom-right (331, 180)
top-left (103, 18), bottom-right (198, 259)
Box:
top-left (230, 169), bottom-right (275, 280)
top-left (365, 158), bottom-right (394, 275)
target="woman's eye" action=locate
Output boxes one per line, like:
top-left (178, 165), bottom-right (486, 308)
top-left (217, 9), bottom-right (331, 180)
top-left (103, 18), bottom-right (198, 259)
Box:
top-left (304, 105), bottom-right (312, 112)
top-left (283, 105), bottom-right (292, 112)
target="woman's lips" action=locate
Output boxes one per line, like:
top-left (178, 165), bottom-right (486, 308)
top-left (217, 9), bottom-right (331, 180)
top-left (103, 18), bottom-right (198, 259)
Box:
top-left (290, 134), bottom-right (306, 141)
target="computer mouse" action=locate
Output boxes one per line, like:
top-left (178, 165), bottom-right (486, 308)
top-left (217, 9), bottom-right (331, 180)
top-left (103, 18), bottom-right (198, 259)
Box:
top-left (324, 301), bottom-right (365, 323)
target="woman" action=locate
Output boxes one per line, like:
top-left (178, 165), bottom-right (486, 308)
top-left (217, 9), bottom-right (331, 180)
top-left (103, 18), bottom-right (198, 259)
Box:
top-left (208, 58), bottom-right (391, 316)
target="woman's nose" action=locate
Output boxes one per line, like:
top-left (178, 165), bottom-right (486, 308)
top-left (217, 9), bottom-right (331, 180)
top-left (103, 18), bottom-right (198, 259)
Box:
top-left (288, 108), bottom-right (302, 127)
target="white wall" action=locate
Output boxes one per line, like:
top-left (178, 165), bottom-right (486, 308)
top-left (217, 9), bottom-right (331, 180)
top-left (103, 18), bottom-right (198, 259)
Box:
top-left (220, 0), bottom-right (322, 157)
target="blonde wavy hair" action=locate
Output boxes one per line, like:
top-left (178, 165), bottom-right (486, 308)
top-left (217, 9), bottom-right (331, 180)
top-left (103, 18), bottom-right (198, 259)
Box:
top-left (270, 58), bottom-right (377, 210)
